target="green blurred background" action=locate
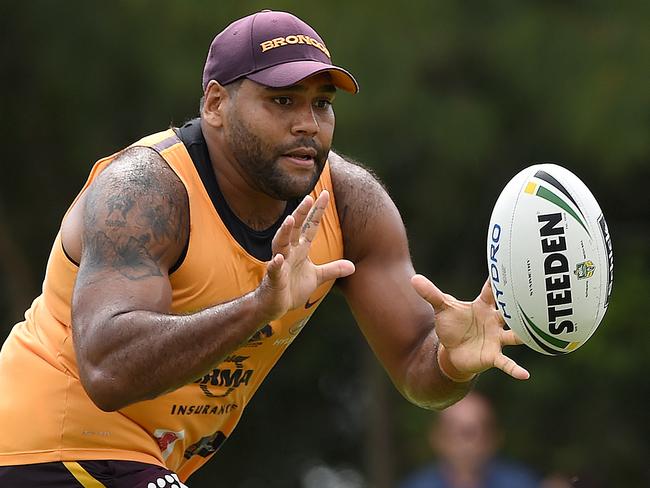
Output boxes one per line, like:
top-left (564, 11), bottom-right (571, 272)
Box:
top-left (1, 1), bottom-right (648, 486)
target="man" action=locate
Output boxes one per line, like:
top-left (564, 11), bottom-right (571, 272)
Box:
top-left (0, 10), bottom-right (528, 487)
top-left (400, 392), bottom-right (539, 488)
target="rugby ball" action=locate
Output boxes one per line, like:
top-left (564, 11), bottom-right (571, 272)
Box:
top-left (487, 163), bottom-right (613, 355)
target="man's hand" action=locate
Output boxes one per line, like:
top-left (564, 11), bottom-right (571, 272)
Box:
top-left (411, 274), bottom-right (530, 381)
top-left (257, 190), bottom-right (355, 321)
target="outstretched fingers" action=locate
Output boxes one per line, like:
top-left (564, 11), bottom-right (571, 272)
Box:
top-left (479, 277), bottom-right (496, 306)
top-left (501, 328), bottom-right (524, 346)
top-left (271, 214), bottom-right (295, 258)
top-left (316, 259), bottom-right (355, 284)
top-left (411, 274), bottom-right (449, 311)
top-left (493, 352), bottom-right (530, 380)
top-left (497, 322), bottom-right (527, 379)
top-left (265, 253), bottom-right (285, 280)
top-left (299, 190), bottom-right (330, 246)
top-left (290, 195), bottom-right (314, 245)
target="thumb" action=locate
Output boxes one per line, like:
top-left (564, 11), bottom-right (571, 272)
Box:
top-left (265, 253), bottom-right (285, 282)
top-left (411, 274), bottom-right (447, 310)
top-left (316, 259), bottom-right (356, 284)
top-left (479, 277), bottom-right (496, 306)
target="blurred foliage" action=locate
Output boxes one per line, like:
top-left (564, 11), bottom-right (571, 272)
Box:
top-left (1, 0), bottom-right (648, 486)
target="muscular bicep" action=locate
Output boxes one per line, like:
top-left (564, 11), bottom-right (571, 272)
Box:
top-left (330, 153), bottom-right (435, 383)
top-left (72, 147), bottom-right (189, 359)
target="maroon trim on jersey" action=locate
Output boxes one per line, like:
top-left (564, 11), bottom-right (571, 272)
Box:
top-left (0, 460), bottom-right (188, 488)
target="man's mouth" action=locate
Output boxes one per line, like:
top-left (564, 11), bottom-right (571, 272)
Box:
top-left (283, 147), bottom-right (317, 160)
top-left (282, 147), bottom-right (318, 167)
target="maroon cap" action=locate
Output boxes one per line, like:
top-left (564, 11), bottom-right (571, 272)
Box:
top-left (202, 10), bottom-right (359, 93)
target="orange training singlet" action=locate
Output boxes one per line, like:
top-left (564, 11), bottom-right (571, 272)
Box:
top-left (0, 129), bottom-right (344, 481)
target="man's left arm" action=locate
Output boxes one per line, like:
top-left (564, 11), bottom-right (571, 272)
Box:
top-left (329, 152), bottom-right (528, 410)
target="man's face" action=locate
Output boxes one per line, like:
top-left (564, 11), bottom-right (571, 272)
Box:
top-left (222, 73), bottom-right (336, 200)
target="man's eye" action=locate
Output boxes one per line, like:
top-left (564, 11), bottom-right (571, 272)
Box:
top-left (315, 99), bottom-right (333, 109)
top-left (273, 97), bottom-right (292, 106)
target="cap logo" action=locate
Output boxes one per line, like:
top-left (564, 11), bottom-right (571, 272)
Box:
top-left (259, 35), bottom-right (331, 59)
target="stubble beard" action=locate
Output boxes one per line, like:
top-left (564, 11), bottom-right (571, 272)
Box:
top-left (226, 113), bottom-right (329, 200)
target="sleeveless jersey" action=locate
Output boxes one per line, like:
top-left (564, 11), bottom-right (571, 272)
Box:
top-left (0, 129), bottom-right (344, 481)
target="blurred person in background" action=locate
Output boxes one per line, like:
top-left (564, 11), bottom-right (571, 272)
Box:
top-left (400, 391), bottom-right (539, 488)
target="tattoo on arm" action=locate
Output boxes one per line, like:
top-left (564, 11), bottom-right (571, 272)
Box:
top-left (84, 231), bottom-right (163, 280)
top-left (80, 147), bottom-right (189, 281)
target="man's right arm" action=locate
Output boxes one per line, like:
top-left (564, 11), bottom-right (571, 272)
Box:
top-left (72, 147), bottom-right (352, 412)
top-left (71, 147), bottom-right (275, 411)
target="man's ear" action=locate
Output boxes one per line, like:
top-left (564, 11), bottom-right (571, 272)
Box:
top-left (201, 80), bottom-right (229, 128)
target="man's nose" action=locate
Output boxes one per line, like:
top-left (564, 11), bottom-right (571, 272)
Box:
top-left (291, 104), bottom-right (319, 137)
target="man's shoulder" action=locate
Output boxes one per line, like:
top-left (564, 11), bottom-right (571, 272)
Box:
top-left (130, 127), bottom-right (183, 153)
top-left (89, 144), bottom-right (189, 222)
top-left (328, 151), bottom-right (390, 227)
top-left (100, 145), bottom-right (177, 184)
top-left (327, 151), bottom-right (404, 262)
top-left (328, 151), bottom-right (385, 197)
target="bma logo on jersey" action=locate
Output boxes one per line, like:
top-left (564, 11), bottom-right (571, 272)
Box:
top-left (489, 223), bottom-right (513, 320)
top-left (195, 355), bottom-right (253, 398)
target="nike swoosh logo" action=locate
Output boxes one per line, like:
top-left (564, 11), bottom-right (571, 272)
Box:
top-left (304, 294), bottom-right (325, 309)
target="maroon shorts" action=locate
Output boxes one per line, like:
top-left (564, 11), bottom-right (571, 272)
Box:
top-left (0, 460), bottom-right (188, 488)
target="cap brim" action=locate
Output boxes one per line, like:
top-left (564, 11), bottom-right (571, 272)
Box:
top-left (247, 60), bottom-right (359, 94)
